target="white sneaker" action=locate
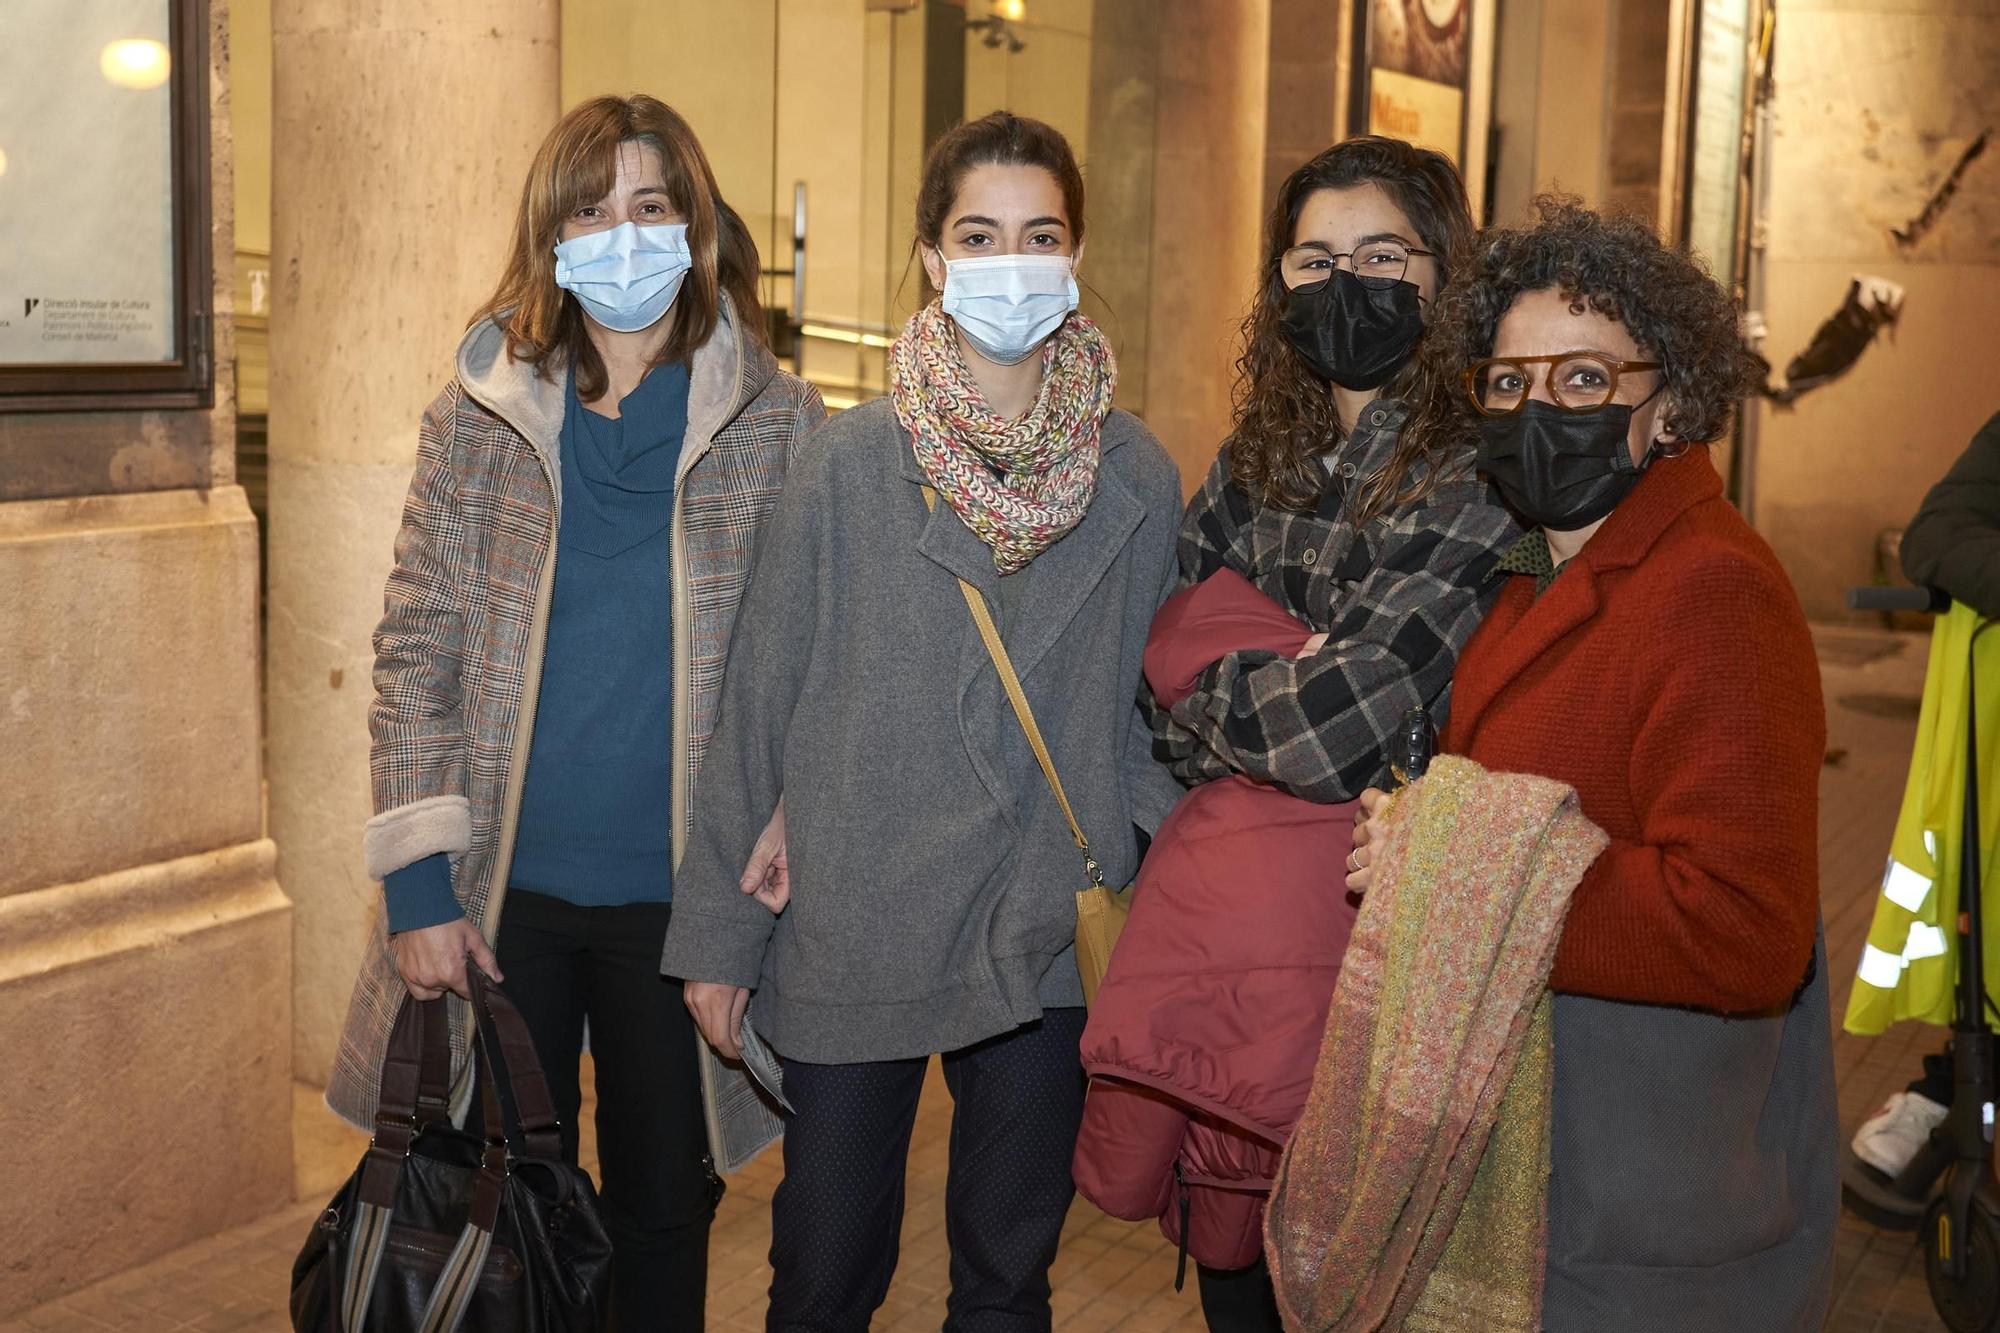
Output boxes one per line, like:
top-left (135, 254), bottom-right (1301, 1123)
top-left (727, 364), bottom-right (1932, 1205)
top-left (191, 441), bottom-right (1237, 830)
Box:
top-left (1852, 1090), bottom-right (1949, 1177)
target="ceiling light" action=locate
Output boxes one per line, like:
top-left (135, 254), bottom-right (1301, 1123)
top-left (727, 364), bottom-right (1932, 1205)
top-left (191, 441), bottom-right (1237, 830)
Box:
top-left (101, 39), bottom-right (171, 90)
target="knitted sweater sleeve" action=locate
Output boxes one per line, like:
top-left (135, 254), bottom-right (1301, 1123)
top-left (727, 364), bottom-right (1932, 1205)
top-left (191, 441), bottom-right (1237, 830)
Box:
top-left (1550, 550), bottom-right (1825, 1012)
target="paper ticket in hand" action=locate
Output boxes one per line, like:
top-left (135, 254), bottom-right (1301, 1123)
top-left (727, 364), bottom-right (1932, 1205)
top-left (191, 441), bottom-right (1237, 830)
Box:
top-left (737, 1016), bottom-right (794, 1114)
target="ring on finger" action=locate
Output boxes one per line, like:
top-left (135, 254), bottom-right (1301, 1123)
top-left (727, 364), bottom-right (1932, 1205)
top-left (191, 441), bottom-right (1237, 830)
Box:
top-left (1346, 848), bottom-right (1362, 873)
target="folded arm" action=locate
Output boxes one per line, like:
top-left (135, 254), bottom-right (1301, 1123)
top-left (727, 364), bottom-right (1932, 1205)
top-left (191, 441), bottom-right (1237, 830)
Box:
top-left (1157, 497), bottom-right (1512, 802)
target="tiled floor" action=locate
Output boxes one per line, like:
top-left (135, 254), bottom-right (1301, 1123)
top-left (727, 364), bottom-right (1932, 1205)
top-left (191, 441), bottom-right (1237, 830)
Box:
top-left (0, 625), bottom-right (1963, 1331)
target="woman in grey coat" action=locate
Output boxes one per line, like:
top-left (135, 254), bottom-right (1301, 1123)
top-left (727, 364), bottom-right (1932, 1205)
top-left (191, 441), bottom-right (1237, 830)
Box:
top-left (659, 112), bottom-right (1184, 1331)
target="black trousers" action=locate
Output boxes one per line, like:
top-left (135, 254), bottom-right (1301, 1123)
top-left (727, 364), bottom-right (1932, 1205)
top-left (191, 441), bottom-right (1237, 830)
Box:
top-left (487, 889), bottom-right (719, 1332)
top-left (766, 1008), bottom-right (1089, 1332)
top-left (1197, 1257), bottom-right (1284, 1332)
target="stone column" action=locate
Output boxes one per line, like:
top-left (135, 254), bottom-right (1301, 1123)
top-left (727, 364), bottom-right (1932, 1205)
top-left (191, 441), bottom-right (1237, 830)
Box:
top-left (0, 2), bottom-right (294, 1316)
top-left (266, 2), bottom-right (558, 1084)
top-left (1142, 0), bottom-right (1272, 488)
top-left (1262, 0), bottom-right (1348, 213)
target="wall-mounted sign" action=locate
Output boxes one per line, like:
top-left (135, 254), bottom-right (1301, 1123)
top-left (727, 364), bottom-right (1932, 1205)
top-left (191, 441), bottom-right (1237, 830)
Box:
top-left (0, 0), bottom-right (212, 411)
top-left (1355, 0), bottom-right (1471, 165)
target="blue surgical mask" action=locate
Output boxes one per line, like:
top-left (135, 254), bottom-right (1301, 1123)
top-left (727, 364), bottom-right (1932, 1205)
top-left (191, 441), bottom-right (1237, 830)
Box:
top-left (940, 253), bottom-right (1079, 365)
top-left (553, 221), bottom-right (692, 333)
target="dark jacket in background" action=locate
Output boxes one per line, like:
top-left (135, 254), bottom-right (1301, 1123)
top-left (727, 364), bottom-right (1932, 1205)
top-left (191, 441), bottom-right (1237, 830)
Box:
top-left (1902, 411), bottom-right (2000, 615)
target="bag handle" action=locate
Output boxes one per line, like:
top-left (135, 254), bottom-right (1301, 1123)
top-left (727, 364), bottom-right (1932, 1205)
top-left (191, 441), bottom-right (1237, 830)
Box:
top-left (465, 964), bottom-right (564, 1162)
top-left (342, 968), bottom-right (566, 1333)
top-left (922, 486), bottom-right (1103, 887)
top-left (359, 994), bottom-right (452, 1209)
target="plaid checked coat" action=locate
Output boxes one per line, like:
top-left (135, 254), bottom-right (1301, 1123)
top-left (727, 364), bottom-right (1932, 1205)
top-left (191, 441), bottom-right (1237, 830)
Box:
top-left (1155, 400), bottom-right (1519, 801)
top-left (328, 302), bottom-right (825, 1130)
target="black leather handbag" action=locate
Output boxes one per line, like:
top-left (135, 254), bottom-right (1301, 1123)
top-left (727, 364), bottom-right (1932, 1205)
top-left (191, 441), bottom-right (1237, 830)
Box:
top-left (291, 967), bottom-right (611, 1332)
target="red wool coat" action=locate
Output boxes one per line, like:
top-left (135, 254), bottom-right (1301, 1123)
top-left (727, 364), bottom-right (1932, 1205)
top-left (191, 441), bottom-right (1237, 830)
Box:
top-left (1443, 448), bottom-right (1823, 1009)
top-left (1073, 569), bottom-right (1359, 1270)
top-left (1442, 450), bottom-right (1837, 1327)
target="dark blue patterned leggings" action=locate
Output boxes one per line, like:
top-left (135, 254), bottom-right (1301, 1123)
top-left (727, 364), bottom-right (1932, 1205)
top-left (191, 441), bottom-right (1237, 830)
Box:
top-left (766, 1008), bottom-right (1088, 1332)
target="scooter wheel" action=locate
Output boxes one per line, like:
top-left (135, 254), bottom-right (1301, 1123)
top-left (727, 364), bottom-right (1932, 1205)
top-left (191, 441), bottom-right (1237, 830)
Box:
top-left (1925, 1194), bottom-right (2000, 1331)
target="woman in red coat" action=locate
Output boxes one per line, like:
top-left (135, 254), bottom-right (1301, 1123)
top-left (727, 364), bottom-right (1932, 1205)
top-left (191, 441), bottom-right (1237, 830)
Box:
top-left (1348, 197), bottom-right (1839, 1330)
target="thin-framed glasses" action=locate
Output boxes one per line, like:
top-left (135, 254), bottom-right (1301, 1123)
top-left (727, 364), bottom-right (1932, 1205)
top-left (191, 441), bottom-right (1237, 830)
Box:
top-left (1463, 352), bottom-right (1663, 416)
top-left (1281, 239), bottom-right (1436, 290)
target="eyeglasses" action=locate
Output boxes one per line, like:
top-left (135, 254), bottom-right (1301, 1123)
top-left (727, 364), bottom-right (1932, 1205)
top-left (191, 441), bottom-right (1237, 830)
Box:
top-left (1463, 352), bottom-right (1663, 416)
top-left (1280, 239), bottom-right (1436, 290)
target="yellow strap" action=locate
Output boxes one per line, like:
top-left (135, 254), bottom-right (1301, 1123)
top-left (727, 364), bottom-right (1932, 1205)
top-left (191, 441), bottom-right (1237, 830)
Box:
top-left (922, 486), bottom-right (1103, 885)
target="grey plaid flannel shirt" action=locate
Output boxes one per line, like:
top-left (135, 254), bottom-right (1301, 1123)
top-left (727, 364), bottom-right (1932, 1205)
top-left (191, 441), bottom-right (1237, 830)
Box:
top-left (1154, 400), bottom-right (1520, 802)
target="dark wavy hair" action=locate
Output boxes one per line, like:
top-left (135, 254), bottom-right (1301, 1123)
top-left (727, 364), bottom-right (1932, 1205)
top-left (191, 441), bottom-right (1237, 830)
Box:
top-left (1229, 137), bottom-right (1477, 520)
top-left (1431, 195), bottom-right (1759, 444)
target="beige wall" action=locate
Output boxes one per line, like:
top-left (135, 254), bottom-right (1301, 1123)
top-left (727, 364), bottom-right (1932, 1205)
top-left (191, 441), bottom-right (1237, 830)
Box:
top-left (232, 0), bottom-right (272, 258)
top-left (0, 2), bottom-right (293, 1314)
top-left (964, 0), bottom-right (1095, 160)
top-left (1752, 0), bottom-right (2000, 617)
top-left (562, 0), bottom-right (780, 265)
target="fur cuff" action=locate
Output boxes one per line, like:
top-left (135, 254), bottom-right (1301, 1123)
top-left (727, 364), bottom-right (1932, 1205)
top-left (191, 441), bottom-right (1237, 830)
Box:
top-left (365, 795), bottom-right (473, 879)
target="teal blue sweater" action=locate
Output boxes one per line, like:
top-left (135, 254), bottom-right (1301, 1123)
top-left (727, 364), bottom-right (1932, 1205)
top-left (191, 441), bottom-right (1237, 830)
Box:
top-left (384, 362), bottom-right (688, 932)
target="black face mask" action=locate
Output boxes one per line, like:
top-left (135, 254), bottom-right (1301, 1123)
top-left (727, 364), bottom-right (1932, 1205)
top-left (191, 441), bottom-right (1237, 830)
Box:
top-left (1277, 270), bottom-right (1426, 391)
top-left (1477, 400), bottom-right (1653, 531)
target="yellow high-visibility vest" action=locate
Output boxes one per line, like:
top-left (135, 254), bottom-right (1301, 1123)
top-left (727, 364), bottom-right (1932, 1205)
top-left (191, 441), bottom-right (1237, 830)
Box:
top-left (1846, 603), bottom-right (2000, 1034)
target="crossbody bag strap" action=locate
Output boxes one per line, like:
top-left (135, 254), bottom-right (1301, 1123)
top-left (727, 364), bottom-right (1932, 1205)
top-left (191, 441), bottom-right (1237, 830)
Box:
top-left (922, 486), bottom-right (1104, 887)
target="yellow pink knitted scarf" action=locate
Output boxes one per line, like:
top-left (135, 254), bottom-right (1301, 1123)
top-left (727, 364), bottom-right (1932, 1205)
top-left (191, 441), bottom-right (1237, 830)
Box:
top-left (1265, 755), bottom-right (1607, 1333)
top-left (890, 299), bottom-right (1116, 574)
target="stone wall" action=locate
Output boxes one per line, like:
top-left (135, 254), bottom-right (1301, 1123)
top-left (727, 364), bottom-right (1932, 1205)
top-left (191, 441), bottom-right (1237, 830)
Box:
top-left (1753, 0), bottom-right (2000, 616)
top-left (0, 1), bottom-right (294, 1315)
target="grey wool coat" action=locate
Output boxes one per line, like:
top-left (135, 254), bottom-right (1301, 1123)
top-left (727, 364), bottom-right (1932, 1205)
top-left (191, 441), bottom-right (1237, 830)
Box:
top-left (658, 397), bottom-right (1187, 1063)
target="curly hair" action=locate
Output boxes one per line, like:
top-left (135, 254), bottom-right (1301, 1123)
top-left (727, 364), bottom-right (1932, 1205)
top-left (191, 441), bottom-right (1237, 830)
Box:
top-left (1229, 137), bottom-right (1477, 520)
top-left (1431, 195), bottom-right (1759, 444)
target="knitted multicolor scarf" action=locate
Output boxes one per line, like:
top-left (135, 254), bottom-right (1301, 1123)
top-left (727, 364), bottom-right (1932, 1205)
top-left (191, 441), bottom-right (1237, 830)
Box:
top-left (1265, 755), bottom-right (1607, 1332)
top-left (890, 299), bottom-right (1117, 574)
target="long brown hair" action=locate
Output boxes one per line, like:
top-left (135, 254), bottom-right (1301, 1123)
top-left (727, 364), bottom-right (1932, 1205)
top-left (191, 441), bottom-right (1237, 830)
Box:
top-left (1229, 137), bottom-right (1476, 520)
top-left (474, 94), bottom-right (765, 400)
top-left (911, 111), bottom-right (1086, 303)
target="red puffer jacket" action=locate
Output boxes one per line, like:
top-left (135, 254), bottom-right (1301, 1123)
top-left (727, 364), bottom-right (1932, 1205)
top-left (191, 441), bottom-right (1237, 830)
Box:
top-left (1072, 569), bottom-right (1359, 1271)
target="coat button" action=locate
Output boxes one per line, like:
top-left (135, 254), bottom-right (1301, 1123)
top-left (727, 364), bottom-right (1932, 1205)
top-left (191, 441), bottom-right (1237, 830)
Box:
top-left (1340, 462), bottom-right (1358, 478)
top-left (1370, 408), bottom-right (1387, 425)
top-left (1302, 549), bottom-right (1317, 566)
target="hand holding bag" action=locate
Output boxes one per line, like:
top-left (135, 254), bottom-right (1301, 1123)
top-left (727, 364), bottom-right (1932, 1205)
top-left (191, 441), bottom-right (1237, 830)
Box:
top-left (290, 965), bottom-right (611, 1332)
top-left (923, 486), bottom-right (1133, 1005)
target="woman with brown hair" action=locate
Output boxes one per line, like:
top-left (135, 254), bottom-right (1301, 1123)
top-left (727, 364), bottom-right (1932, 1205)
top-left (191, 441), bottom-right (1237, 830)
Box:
top-left (1147, 137), bottom-right (1518, 1328)
top-left (327, 94), bottom-right (823, 1329)
top-left (662, 111), bottom-right (1185, 1329)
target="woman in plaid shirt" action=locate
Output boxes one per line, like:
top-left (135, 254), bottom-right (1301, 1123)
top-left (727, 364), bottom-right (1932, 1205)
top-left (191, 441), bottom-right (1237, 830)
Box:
top-left (1150, 137), bottom-right (1518, 1330)
top-left (1156, 138), bottom-right (1518, 808)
